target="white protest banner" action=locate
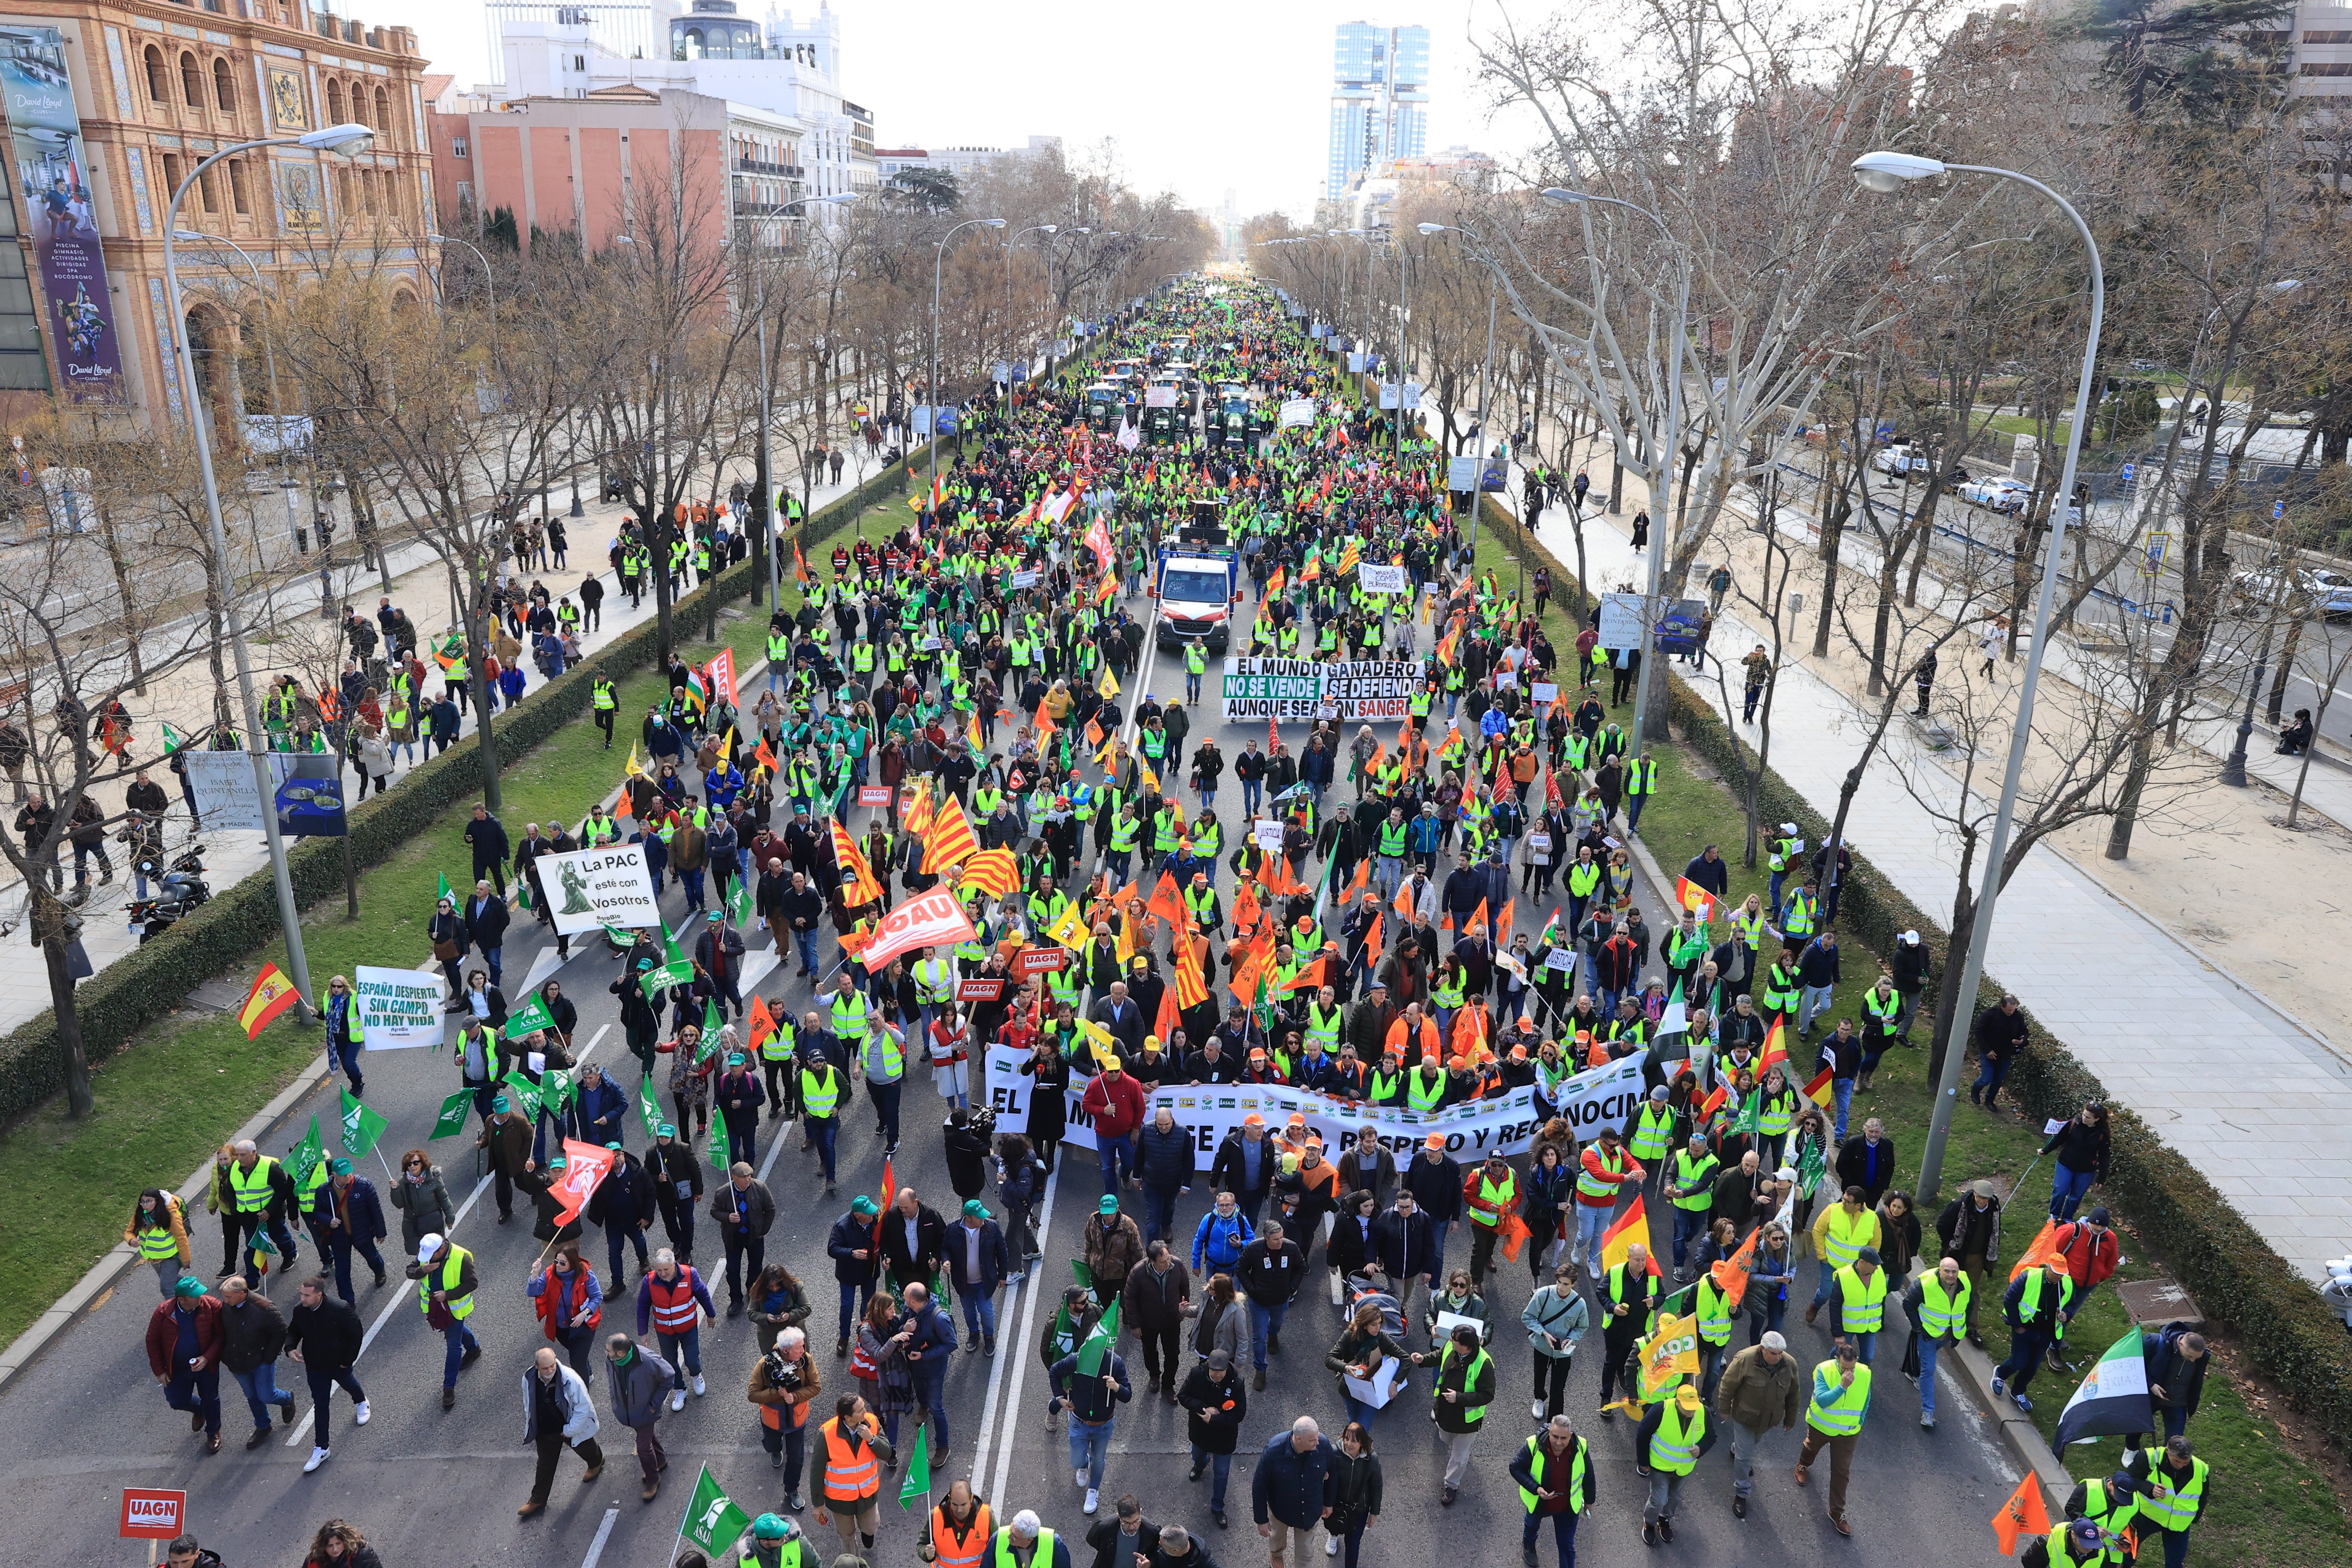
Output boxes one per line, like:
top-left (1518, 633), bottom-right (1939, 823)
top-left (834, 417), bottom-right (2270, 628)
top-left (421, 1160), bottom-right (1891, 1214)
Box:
top-left (1145, 385), bottom-right (1179, 408)
top-left (352, 965), bottom-right (447, 1049)
top-left (1252, 819), bottom-right (1285, 853)
top-left (1356, 563), bottom-right (1409, 595)
top-left (1278, 396), bottom-right (1317, 429)
top-left (1219, 657), bottom-right (1421, 724)
top-left (537, 843), bottom-right (662, 934)
top-left (981, 1045), bottom-right (1648, 1157)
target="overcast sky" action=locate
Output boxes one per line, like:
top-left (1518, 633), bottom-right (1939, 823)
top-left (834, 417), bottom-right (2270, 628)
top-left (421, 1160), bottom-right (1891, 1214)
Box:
top-left (405, 0), bottom-right (1526, 220)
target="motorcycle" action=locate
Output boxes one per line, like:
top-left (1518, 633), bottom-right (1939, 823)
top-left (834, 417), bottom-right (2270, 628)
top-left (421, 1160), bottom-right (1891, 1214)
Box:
top-left (126, 845), bottom-right (211, 943)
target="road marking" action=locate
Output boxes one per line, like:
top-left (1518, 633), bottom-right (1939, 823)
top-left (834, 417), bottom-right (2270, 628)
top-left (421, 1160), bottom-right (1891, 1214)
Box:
top-left (287, 1030), bottom-right (608, 1446)
top-left (579, 1506), bottom-right (620, 1568)
top-left (983, 1160), bottom-right (1063, 1504)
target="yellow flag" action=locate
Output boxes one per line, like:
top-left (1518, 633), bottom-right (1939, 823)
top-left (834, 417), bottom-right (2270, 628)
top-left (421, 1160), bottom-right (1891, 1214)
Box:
top-left (1097, 665), bottom-right (1121, 699)
top-left (1046, 899), bottom-right (1091, 952)
top-left (1076, 1016), bottom-right (1121, 1067)
top-left (719, 730), bottom-right (734, 763)
top-left (1637, 1313), bottom-right (1701, 1401)
top-left (623, 742), bottom-right (644, 778)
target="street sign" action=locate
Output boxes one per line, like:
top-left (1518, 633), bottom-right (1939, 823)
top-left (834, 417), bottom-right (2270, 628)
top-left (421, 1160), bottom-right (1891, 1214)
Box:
top-left (2141, 532), bottom-right (2169, 575)
top-left (119, 1489), bottom-right (186, 1540)
top-left (1011, 947), bottom-right (1065, 978)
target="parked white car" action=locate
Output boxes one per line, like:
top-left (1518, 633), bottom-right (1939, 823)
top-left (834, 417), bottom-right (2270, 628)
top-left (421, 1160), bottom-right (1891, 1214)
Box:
top-left (1957, 476), bottom-right (2030, 515)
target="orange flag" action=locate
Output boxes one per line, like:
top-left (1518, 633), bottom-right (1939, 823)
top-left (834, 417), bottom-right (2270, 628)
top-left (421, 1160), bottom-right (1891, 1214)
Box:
top-left (1991, 1476), bottom-right (2052, 1556)
top-left (1231, 882), bottom-right (1263, 938)
top-left (2008, 1220), bottom-right (2067, 1283)
top-left (1229, 940), bottom-right (1273, 1006)
top-left (1494, 898), bottom-right (1516, 942)
top-left (1109, 879), bottom-right (1139, 914)
top-left (1465, 898), bottom-right (1489, 937)
top-left (1154, 977), bottom-right (1182, 1045)
top-left (1034, 701), bottom-right (1057, 744)
top-left (1336, 858), bottom-right (1370, 908)
top-left (1496, 1210), bottom-right (1534, 1263)
top-left (1283, 957), bottom-right (1328, 995)
top-left (745, 996), bottom-right (779, 1054)
top-left (1359, 910), bottom-right (1384, 962)
top-left (1709, 1223), bottom-right (1760, 1305)
top-left (1145, 870), bottom-right (1188, 931)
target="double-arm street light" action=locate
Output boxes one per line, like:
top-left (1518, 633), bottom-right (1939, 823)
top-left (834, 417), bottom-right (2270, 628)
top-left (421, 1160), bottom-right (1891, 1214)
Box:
top-left (1004, 224), bottom-right (1058, 387)
top-left (1847, 151), bottom-right (2107, 1206)
top-left (1541, 186), bottom-right (1691, 750)
top-left (1419, 222), bottom-right (1502, 567)
top-left (162, 121), bottom-right (378, 1020)
top-left (929, 215), bottom-right (1006, 507)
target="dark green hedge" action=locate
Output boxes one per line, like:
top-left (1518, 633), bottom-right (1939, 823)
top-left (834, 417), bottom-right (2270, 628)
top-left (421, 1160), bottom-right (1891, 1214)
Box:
top-left (0, 445), bottom-right (928, 1123)
top-left (1475, 495), bottom-right (2352, 1456)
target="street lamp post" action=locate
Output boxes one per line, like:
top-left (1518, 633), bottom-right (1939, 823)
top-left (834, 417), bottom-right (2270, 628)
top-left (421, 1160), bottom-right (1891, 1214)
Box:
top-left (161, 121), bottom-right (376, 1021)
top-left (1541, 187), bottom-right (1690, 749)
top-left (1004, 224), bottom-right (1058, 387)
top-left (1848, 151), bottom-right (2107, 1206)
top-left (171, 228), bottom-right (308, 594)
top-left (425, 231), bottom-right (496, 355)
top-left (929, 215), bottom-right (1007, 511)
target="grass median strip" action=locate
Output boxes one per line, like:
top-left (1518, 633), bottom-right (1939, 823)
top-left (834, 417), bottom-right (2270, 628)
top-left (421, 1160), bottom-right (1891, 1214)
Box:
top-left (1470, 526), bottom-right (2350, 1565)
top-left (0, 493), bottom-right (902, 1351)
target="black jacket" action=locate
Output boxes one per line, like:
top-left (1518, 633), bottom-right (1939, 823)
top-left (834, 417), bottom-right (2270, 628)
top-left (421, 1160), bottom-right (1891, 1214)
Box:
top-left (465, 812), bottom-right (511, 867)
top-left (1400, 1151), bottom-right (1464, 1222)
top-left (285, 1294), bottom-right (363, 1369)
top-left (1136, 1120), bottom-right (1197, 1194)
top-left (1236, 1237), bottom-right (1308, 1307)
top-left (466, 893), bottom-right (511, 949)
top-left (880, 1204), bottom-right (949, 1283)
top-left (1084, 1515), bottom-right (1162, 1568)
top-left (827, 1211), bottom-right (879, 1284)
top-left (1209, 1132), bottom-right (1275, 1200)
top-left (1177, 1359), bottom-right (1249, 1455)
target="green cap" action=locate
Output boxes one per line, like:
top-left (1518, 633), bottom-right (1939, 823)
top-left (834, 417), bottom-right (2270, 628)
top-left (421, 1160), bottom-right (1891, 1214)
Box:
top-left (492, 1094), bottom-right (511, 1112)
top-left (1097, 1194), bottom-right (1120, 1215)
top-left (752, 1513), bottom-right (789, 1540)
top-left (172, 1274), bottom-right (208, 1298)
top-left (605, 1141), bottom-right (623, 1151)
top-left (657, 1123), bottom-right (677, 1138)
top-left (963, 1199), bottom-right (989, 1219)
top-left (850, 1195), bottom-right (879, 1217)
top-left (547, 1155), bottom-right (568, 1171)
top-left (330, 1158), bottom-right (352, 1175)
top-left (728, 1052), bottom-right (747, 1066)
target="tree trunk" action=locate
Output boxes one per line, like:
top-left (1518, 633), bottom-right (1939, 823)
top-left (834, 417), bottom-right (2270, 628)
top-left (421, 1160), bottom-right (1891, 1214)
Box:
top-left (1923, 885), bottom-right (1978, 1087)
top-left (1812, 482), bottom-right (1849, 659)
top-left (2266, 618), bottom-right (2303, 726)
top-left (34, 888), bottom-right (92, 1116)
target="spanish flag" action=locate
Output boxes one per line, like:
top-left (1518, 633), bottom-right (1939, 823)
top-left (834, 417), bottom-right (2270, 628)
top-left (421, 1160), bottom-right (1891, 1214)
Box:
top-left (239, 963), bottom-right (301, 1039)
top-left (1600, 1195), bottom-right (1663, 1277)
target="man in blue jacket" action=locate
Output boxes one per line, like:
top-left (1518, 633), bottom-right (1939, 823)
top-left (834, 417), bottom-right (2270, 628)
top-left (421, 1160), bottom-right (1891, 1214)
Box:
top-left (1251, 1415), bottom-right (1335, 1565)
top-left (946, 1200), bottom-right (1008, 1356)
top-left (826, 1196), bottom-right (879, 1357)
top-left (309, 1159), bottom-right (387, 1304)
top-left (568, 1063), bottom-right (629, 1148)
top-left (1192, 1190), bottom-right (1255, 1277)
top-left (891, 1280), bottom-right (958, 1464)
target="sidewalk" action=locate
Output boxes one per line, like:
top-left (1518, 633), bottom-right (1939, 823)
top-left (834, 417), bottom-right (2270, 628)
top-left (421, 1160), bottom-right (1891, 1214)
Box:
top-left (1494, 468), bottom-right (2352, 1285)
top-left (0, 457), bottom-right (879, 1037)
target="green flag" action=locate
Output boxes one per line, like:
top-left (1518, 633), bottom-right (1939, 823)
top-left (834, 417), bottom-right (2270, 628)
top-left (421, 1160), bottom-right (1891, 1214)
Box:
top-left (642, 950), bottom-right (695, 1000)
top-left (677, 1462), bottom-right (752, 1559)
top-left (502, 993), bottom-right (558, 1040)
top-left (436, 872), bottom-right (453, 904)
top-left (339, 1090), bottom-right (389, 1159)
top-left (708, 1123), bottom-right (730, 1171)
top-left (638, 1078), bottom-right (667, 1141)
top-left (543, 1068), bottom-right (575, 1119)
top-left (1075, 1295), bottom-right (1120, 1377)
top-left (501, 1071), bottom-right (545, 1123)
top-left (429, 1089), bottom-right (475, 1140)
top-left (517, 877), bottom-right (533, 911)
top-left (1070, 1258), bottom-right (1093, 1292)
top-left (897, 1420), bottom-right (932, 1511)
top-left (701, 997), bottom-right (725, 1052)
top-left (286, 1115), bottom-right (325, 1188)
top-left (729, 875), bottom-right (752, 925)
top-left (161, 721), bottom-right (188, 755)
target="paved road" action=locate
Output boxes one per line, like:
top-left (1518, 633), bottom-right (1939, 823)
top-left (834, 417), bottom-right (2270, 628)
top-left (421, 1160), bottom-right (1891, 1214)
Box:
top-left (0, 585), bottom-right (2025, 1567)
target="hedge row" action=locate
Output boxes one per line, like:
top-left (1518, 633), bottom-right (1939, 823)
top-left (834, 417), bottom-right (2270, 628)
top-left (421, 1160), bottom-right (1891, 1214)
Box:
top-left (1474, 496), bottom-right (2352, 1456)
top-left (0, 445), bottom-right (928, 1123)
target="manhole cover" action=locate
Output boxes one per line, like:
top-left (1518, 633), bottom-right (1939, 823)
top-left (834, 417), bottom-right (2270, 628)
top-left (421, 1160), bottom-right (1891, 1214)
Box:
top-left (2115, 1277), bottom-right (2201, 1329)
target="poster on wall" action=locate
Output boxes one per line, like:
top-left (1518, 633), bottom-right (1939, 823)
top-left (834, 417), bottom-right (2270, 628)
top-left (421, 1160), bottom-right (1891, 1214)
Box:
top-left (0, 27), bottom-right (122, 403)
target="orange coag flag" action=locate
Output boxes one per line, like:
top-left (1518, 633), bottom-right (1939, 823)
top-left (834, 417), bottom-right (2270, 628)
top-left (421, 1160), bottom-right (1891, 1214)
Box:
top-left (1231, 882), bottom-right (1263, 938)
top-left (1154, 978), bottom-right (1182, 1045)
top-left (1336, 858), bottom-right (1370, 907)
top-left (1991, 1476), bottom-right (2052, 1556)
top-left (1145, 870), bottom-right (1188, 931)
top-left (2009, 1220), bottom-right (2067, 1283)
top-left (745, 996), bottom-right (779, 1054)
top-left (1709, 1224), bottom-right (1760, 1306)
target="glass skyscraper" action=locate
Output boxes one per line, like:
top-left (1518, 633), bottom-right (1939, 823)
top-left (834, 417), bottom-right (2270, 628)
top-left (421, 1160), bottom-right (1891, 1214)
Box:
top-left (1328, 21), bottom-right (1429, 202)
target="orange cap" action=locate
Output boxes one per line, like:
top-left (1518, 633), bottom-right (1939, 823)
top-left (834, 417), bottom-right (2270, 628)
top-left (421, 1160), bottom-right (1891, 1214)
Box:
top-left (1424, 1133), bottom-right (1447, 1150)
top-left (1243, 1112), bottom-right (1266, 1127)
top-left (1248, 1047), bottom-right (1267, 1061)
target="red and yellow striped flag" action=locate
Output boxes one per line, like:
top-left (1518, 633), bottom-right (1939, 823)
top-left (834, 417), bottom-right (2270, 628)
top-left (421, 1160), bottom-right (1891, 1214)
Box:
top-left (238, 963), bottom-right (300, 1039)
top-left (920, 796), bottom-right (982, 874)
top-left (957, 848), bottom-right (1021, 900)
top-left (830, 821), bottom-right (884, 906)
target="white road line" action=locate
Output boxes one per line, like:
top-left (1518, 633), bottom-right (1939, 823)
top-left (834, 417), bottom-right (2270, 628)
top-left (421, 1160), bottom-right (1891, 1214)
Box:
top-left (287, 1030), bottom-right (608, 1447)
top-left (578, 1506), bottom-right (621, 1568)
top-left (984, 1161), bottom-right (1063, 1506)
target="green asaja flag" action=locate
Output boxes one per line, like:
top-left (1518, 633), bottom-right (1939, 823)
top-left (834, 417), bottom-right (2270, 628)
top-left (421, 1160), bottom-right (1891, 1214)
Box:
top-left (543, 1068), bottom-right (575, 1119)
top-left (729, 875), bottom-right (753, 925)
top-left (707, 1121), bottom-right (729, 1171)
top-left (500, 1071), bottom-right (545, 1123)
top-left (677, 1462), bottom-right (751, 1558)
top-left (638, 1078), bottom-right (666, 1141)
top-left (285, 1115), bottom-right (325, 1188)
top-left (339, 1090), bottom-right (389, 1159)
top-left (436, 872), bottom-right (453, 904)
top-left (2052, 1327), bottom-right (2152, 1450)
top-left (429, 1088), bottom-right (475, 1140)
top-left (503, 993), bottom-right (557, 1040)
top-left (1075, 1294), bottom-right (1121, 1378)
top-left (897, 1419), bottom-right (932, 1511)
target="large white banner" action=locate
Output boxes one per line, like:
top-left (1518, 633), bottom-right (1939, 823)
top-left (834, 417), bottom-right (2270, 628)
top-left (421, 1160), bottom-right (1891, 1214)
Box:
top-left (1278, 396), bottom-right (1317, 429)
top-left (981, 1045), bottom-right (1648, 1160)
top-left (1218, 657), bottom-right (1422, 723)
top-left (538, 843), bottom-right (662, 934)
top-left (353, 964), bottom-right (447, 1050)
top-left (1357, 564), bottom-right (1410, 595)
